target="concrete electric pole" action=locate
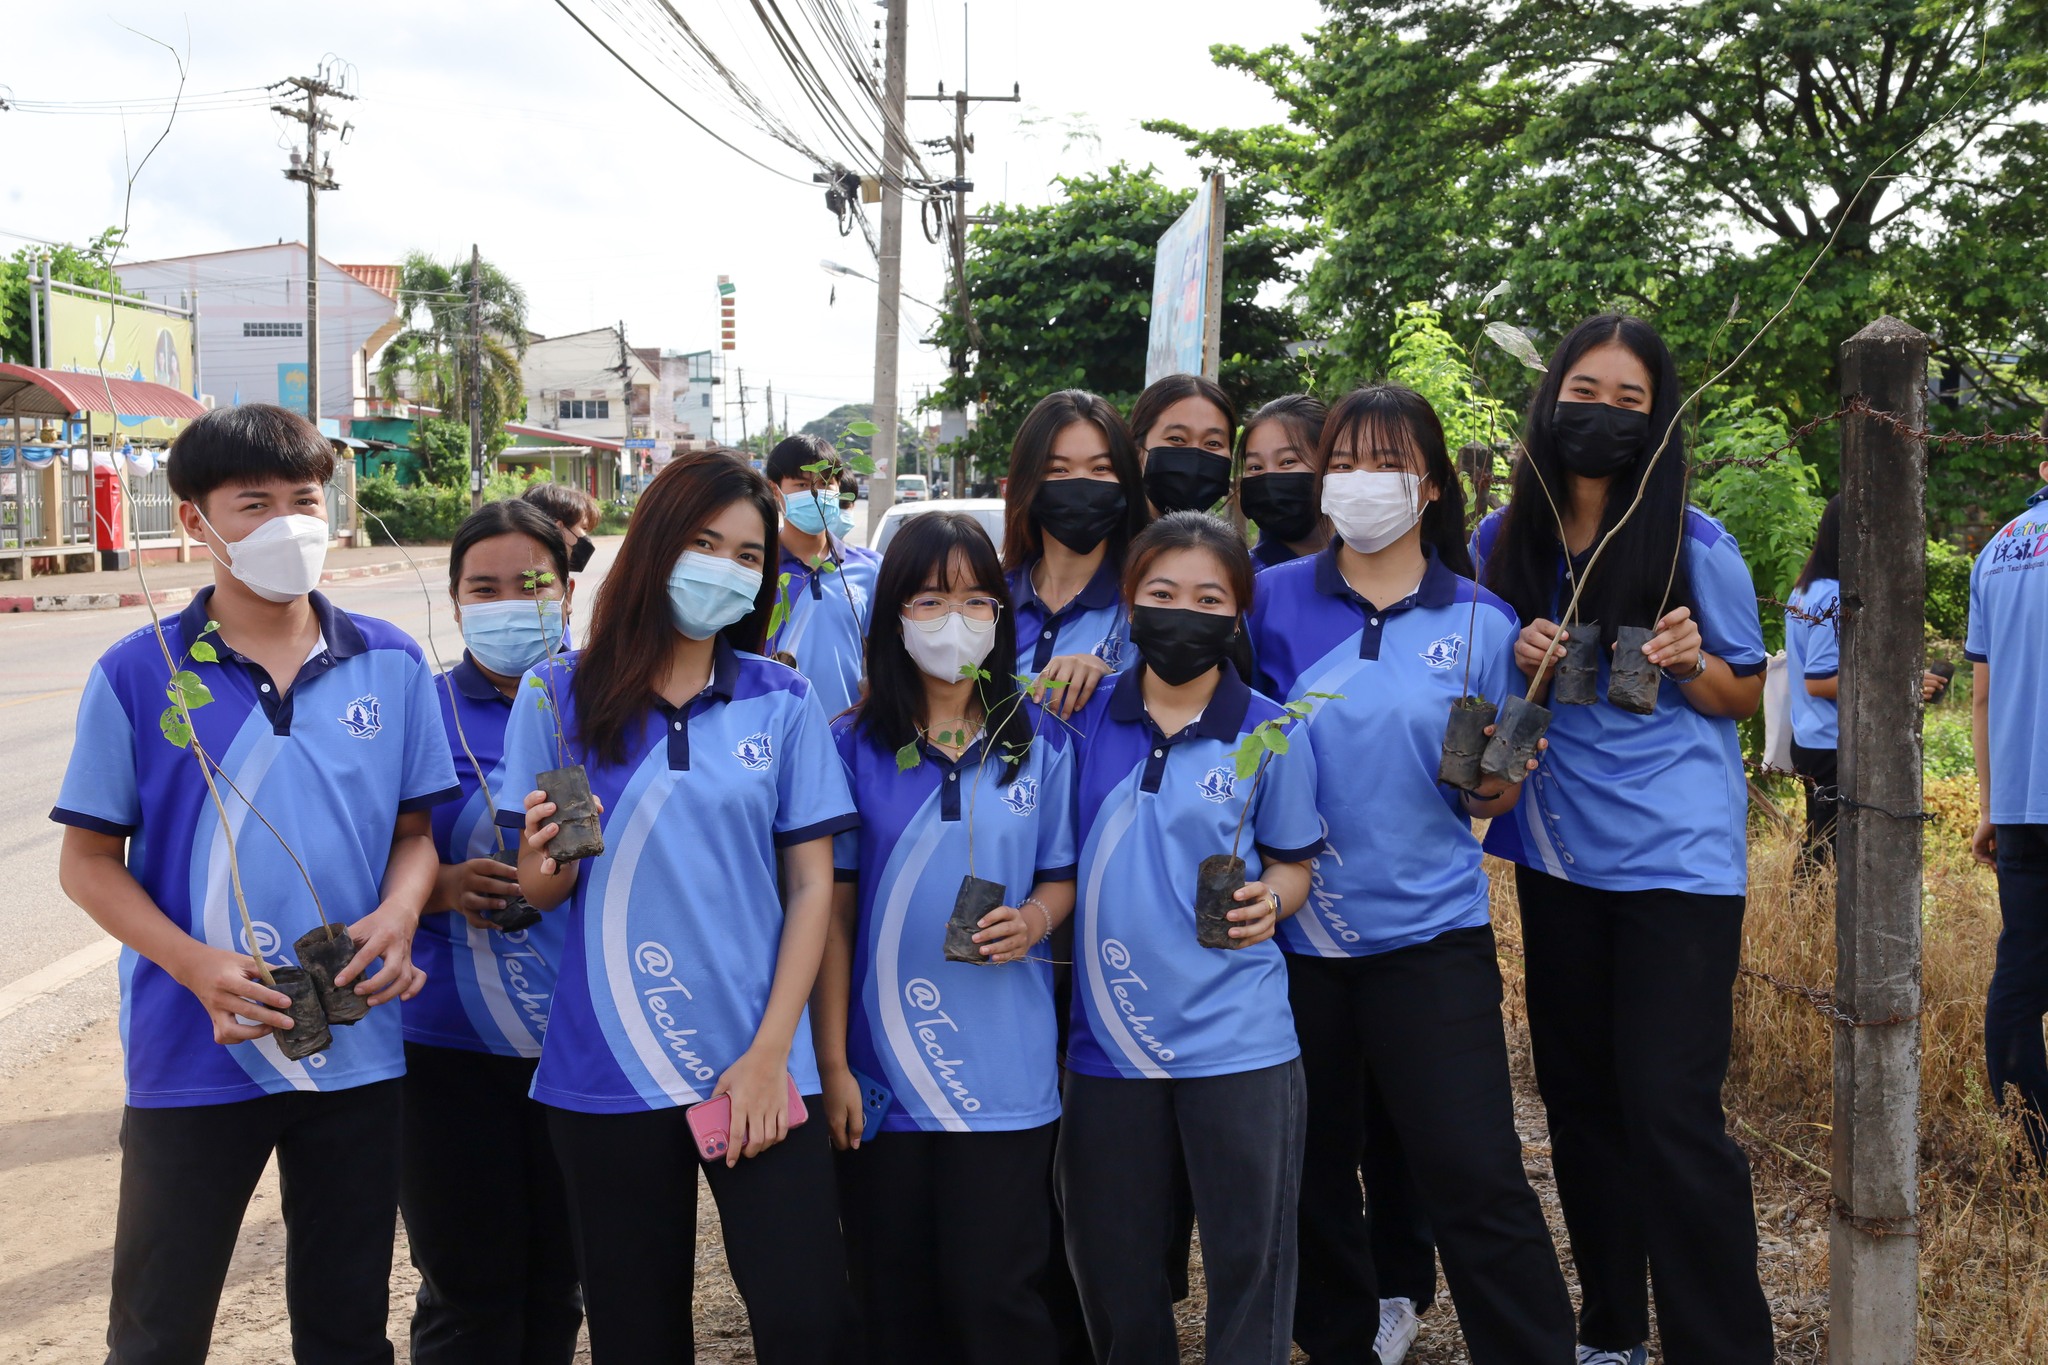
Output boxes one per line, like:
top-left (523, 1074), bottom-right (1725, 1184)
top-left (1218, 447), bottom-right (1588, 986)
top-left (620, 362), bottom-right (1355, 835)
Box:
top-left (467, 244), bottom-right (484, 510)
top-left (866, 0), bottom-right (909, 538)
top-left (275, 68), bottom-right (354, 429)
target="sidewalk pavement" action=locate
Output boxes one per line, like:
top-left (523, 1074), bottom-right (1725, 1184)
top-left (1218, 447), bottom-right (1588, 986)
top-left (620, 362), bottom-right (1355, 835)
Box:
top-left (0, 544), bottom-right (451, 614)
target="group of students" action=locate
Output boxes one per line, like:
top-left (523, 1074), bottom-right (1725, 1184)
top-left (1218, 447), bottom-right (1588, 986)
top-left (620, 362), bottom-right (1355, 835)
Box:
top-left (57, 311), bottom-right (1784, 1365)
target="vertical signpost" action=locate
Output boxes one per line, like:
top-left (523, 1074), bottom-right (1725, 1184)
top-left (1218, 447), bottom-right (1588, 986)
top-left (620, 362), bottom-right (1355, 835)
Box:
top-left (1145, 172), bottom-right (1227, 386)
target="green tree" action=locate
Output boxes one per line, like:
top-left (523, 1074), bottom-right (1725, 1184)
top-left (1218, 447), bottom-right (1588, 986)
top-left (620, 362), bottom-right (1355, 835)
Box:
top-left (799, 402), bottom-right (926, 470)
top-left (927, 164), bottom-right (1314, 476)
top-left (376, 250), bottom-right (531, 465)
top-left (0, 228), bottom-right (126, 360)
top-left (1155, 1), bottom-right (2048, 445)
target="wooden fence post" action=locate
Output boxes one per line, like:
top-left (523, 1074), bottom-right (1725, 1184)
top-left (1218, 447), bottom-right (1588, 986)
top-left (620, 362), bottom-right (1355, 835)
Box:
top-left (1831, 315), bottom-right (1928, 1364)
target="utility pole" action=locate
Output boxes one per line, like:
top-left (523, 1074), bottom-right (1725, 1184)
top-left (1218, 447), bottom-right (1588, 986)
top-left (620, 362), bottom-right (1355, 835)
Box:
top-left (910, 17), bottom-right (1019, 506)
top-left (1829, 315), bottom-right (1929, 1365)
top-left (467, 244), bottom-right (484, 510)
top-left (867, 0), bottom-right (909, 537)
top-left (765, 378), bottom-right (775, 448)
top-left (737, 369), bottom-right (751, 451)
top-left (275, 68), bottom-right (354, 428)
top-left (616, 320), bottom-right (633, 495)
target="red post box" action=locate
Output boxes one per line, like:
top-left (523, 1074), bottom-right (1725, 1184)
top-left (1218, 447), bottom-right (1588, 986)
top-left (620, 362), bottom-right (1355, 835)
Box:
top-left (94, 463), bottom-right (128, 551)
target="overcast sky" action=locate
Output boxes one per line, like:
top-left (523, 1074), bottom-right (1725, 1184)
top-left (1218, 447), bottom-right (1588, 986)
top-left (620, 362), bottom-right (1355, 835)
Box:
top-left (1, 0), bottom-right (1323, 434)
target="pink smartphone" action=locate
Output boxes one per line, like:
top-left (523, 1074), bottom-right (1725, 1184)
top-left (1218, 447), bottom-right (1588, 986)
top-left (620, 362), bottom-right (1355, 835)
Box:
top-left (686, 1077), bottom-right (810, 1162)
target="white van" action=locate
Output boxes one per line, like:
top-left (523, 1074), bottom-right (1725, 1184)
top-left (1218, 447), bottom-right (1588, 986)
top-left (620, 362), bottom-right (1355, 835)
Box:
top-left (895, 474), bottom-right (929, 503)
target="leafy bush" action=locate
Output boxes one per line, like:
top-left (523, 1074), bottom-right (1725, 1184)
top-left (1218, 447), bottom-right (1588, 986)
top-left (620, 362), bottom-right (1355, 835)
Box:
top-left (1924, 706), bottom-right (1975, 781)
top-left (355, 468), bottom-right (549, 544)
top-left (1926, 536), bottom-right (1971, 641)
top-left (1691, 395), bottom-right (1825, 653)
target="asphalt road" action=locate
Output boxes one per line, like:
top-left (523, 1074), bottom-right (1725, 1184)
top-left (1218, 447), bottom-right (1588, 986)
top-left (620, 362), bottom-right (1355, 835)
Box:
top-left (0, 538), bottom-right (625, 1082)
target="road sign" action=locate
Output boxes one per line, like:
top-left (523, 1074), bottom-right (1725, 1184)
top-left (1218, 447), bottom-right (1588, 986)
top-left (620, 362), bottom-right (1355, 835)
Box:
top-left (623, 437), bottom-right (656, 449)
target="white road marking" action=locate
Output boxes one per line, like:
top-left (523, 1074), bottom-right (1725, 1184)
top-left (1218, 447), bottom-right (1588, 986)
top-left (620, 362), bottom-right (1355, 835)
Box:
top-left (0, 937), bottom-right (121, 1021)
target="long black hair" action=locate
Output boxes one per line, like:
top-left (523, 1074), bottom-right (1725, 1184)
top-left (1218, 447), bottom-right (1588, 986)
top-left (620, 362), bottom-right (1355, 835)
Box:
top-left (1318, 384), bottom-right (1474, 577)
top-left (1796, 495), bottom-right (1842, 591)
top-left (448, 498), bottom-right (570, 596)
top-left (857, 511), bottom-right (1031, 780)
top-left (1001, 390), bottom-right (1150, 572)
top-left (1481, 313), bottom-right (1694, 630)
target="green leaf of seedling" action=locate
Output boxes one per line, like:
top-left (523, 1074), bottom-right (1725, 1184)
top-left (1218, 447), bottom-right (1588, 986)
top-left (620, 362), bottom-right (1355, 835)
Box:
top-left (847, 454), bottom-right (877, 476)
top-left (159, 706), bottom-right (192, 748)
top-left (201, 620), bottom-right (220, 636)
top-left (802, 458), bottom-right (832, 475)
top-left (1260, 726), bottom-right (1290, 755)
top-left (187, 639), bottom-right (219, 663)
top-left (171, 670), bottom-right (213, 710)
top-left (1038, 677), bottom-right (1069, 690)
top-left (895, 741), bottom-right (923, 772)
top-left (1484, 321), bottom-right (1547, 373)
top-left (845, 420), bottom-right (879, 438)
top-left (1303, 691), bottom-right (1344, 702)
top-left (1234, 743), bottom-right (1264, 780)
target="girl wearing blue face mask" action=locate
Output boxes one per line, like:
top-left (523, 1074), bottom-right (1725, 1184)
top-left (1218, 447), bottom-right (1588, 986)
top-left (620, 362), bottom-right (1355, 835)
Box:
top-left (765, 434), bottom-right (880, 718)
top-left (405, 498), bottom-right (582, 1363)
top-left (503, 452), bottom-right (860, 1364)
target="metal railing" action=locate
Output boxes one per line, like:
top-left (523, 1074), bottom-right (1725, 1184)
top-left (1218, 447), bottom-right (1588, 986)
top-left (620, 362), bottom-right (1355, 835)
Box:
top-left (130, 464), bottom-right (179, 540)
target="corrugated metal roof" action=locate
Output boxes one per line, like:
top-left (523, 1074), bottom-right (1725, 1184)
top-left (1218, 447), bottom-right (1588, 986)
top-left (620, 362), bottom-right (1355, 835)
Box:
top-left (504, 421), bottom-right (621, 451)
top-left (338, 263), bottom-right (400, 298)
top-left (0, 364), bottom-right (209, 420)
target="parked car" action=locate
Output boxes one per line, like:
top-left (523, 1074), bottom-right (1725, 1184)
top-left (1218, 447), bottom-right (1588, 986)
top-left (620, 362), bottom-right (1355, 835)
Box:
top-left (895, 474), bottom-right (929, 502)
top-left (870, 497), bottom-right (1008, 556)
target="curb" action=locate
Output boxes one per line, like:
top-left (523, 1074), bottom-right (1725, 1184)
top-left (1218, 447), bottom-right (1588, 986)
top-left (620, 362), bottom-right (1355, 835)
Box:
top-left (0, 552), bottom-right (451, 615)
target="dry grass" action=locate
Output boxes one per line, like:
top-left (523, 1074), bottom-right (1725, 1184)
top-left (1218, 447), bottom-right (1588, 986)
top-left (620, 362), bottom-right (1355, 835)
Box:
top-left (1490, 781), bottom-right (2048, 1361)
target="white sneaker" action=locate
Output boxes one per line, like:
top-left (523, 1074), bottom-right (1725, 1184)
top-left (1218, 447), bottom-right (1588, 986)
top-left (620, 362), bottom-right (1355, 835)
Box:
top-left (1374, 1297), bottom-right (1420, 1365)
top-left (1576, 1347), bottom-right (1647, 1365)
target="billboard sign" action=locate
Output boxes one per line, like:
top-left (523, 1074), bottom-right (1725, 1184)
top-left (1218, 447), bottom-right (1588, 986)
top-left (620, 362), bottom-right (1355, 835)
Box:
top-left (43, 287), bottom-right (198, 442)
top-left (278, 363), bottom-right (309, 416)
top-left (1144, 174), bottom-right (1228, 387)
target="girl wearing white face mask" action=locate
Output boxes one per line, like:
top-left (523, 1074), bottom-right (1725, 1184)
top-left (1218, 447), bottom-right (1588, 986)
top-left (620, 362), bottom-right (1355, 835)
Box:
top-left (504, 453), bottom-right (861, 1363)
top-left (1248, 385), bottom-right (1574, 1365)
top-left (813, 511), bottom-right (1078, 1365)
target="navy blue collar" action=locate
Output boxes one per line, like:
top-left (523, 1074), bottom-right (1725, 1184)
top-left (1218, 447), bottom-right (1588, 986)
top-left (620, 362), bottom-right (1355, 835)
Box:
top-left (782, 530), bottom-right (850, 573)
top-left (176, 586), bottom-right (364, 658)
top-left (2028, 486), bottom-right (2048, 508)
top-left (708, 635), bottom-right (742, 702)
top-left (1313, 541), bottom-right (1460, 612)
top-left (1013, 555), bottom-right (1120, 615)
top-left (451, 653), bottom-right (510, 703)
top-left (1107, 659), bottom-right (1253, 742)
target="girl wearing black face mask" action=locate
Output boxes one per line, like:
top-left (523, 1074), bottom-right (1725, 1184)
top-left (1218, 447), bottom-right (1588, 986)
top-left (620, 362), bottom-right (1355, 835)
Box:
top-left (1475, 314), bottom-right (1773, 1365)
top-left (1059, 511), bottom-right (1321, 1365)
top-left (1238, 394), bottom-right (1330, 571)
top-left (1001, 390), bottom-right (1152, 722)
top-left (1130, 374), bottom-right (1238, 518)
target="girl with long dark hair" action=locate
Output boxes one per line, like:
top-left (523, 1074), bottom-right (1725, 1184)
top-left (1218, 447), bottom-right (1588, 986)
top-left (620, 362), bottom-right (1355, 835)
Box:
top-left (814, 511), bottom-right (1077, 1363)
top-left (1001, 390), bottom-right (1151, 720)
top-left (1059, 512), bottom-right (1322, 1364)
top-left (1130, 373), bottom-right (1238, 519)
top-left (405, 499), bottom-right (582, 1362)
top-left (1238, 394), bottom-right (1330, 571)
top-left (1473, 315), bottom-right (1772, 1365)
top-left (502, 452), bottom-right (857, 1363)
top-left (1249, 385), bottom-right (1572, 1364)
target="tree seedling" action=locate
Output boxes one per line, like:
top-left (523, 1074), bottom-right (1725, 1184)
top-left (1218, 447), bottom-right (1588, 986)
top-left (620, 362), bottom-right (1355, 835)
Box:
top-left (1197, 695), bottom-right (1335, 950)
top-left (523, 567), bottom-right (604, 863)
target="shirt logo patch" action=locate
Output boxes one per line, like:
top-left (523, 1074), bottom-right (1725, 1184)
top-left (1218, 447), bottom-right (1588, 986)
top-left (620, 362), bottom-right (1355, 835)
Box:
top-left (1197, 765), bottom-right (1236, 804)
top-left (338, 695), bottom-right (382, 739)
top-left (734, 732), bottom-right (775, 771)
top-left (1093, 634), bottom-right (1125, 670)
top-left (1003, 775), bottom-right (1039, 816)
top-left (1420, 634), bottom-right (1463, 669)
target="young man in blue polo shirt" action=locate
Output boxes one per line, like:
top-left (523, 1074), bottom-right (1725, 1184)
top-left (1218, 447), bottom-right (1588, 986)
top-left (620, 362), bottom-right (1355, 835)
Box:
top-left (1967, 444), bottom-right (2048, 1173)
top-left (53, 403), bottom-right (459, 1365)
top-left (763, 433), bottom-right (878, 717)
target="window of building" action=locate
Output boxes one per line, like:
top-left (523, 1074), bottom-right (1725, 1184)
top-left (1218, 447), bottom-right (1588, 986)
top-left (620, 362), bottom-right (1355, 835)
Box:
top-left (242, 321), bottom-right (305, 338)
top-left (557, 399), bottom-right (611, 421)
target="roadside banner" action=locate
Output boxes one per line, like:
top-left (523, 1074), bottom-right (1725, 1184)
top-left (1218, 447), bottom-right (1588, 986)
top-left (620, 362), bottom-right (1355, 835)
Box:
top-left (1144, 172), bottom-right (1228, 386)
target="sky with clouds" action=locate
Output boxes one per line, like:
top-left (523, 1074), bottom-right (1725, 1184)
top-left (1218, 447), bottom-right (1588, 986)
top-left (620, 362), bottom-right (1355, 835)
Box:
top-left (1, 0), bottom-right (1323, 434)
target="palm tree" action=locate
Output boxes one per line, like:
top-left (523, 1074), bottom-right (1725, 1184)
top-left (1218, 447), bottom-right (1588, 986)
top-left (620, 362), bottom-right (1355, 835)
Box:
top-left (376, 250), bottom-right (530, 444)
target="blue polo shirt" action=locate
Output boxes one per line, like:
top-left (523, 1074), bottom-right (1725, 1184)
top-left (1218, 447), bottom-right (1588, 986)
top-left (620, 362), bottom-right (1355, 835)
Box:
top-left (1068, 664), bottom-right (1323, 1080)
top-left (1251, 536), bottom-right (1300, 573)
top-left (1785, 578), bottom-right (1840, 750)
top-left (408, 655), bottom-right (569, 1058)
top-left (51, 589), bottom-right (460, 1107)
top-left (830, 707), bottom-right (1077, 1132)
top-left (765, 536), bottom-right (878, 719)
top-left (1967, 506), bottom-right (2048, 823)
top-left (1251, 544), bottom-right (1520, 957)
top-left (1471, 507), bottom-right (1767, 895)
top-left (1008, 557), bottom-right (1128, 674)
top-left (495, 641), bottom-right (858, 1113)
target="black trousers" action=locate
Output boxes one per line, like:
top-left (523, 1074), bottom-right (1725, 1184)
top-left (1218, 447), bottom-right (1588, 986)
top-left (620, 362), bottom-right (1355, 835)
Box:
top-left (399, 1044), bottom-right (580, 1365)
top-left (838, 1124), bottom-right (1060, 1364)
top-left (106, 1079), bottom-right (402, 1365)
top-left (547, 1099), bottom-right (853, 1365)
top-left (1990, 824), bottom-right (2048, 1171)
top-left (1515, 867), bottom-right (1774, 1362)
top-left (1360, 1079), bottom-right (1438, 1308)
top-left (1057, 1060), bottom-right (1305, 1365)
top-left (1286, 930), bottom-right (1573, 1365)
top-left (1790, 741), bottom-right (1839, 866)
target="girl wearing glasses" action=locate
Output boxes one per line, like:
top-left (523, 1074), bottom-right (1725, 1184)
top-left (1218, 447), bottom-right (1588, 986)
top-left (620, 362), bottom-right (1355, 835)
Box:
top-left (814, 511), bottom-right (1079, 1364)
